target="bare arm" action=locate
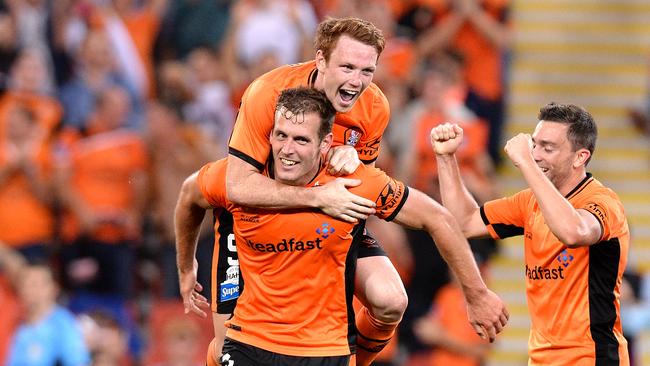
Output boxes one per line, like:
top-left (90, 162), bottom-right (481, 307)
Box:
top-left (431, 123), bottom-right (490, 238)
top-left (391, 188), bottom-right (508, 342)
top-left (416, 12), bottom-right (465, 57)
top-left (225, 155), bottom-right (375, 223)
top-left (464, 0), bottom-right (512, 49)
top-left (174, 172), bottom-right (210, 316)
top-left (504, 134), bottom-right (602, 247)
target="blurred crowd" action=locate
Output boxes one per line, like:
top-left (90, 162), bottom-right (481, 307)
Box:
top-left (4, 1), bottom-right (645, 366)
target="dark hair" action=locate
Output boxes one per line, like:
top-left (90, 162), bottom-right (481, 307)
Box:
top-left (276, 87), bottom-right (336, 141)
top-left (538, 102), bottom-right (597, 165)
top-left (314, 17), bottom-right (385, 62)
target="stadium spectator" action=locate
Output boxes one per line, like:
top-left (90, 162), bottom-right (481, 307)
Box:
top-left (413, 258), bottom-right (491, 366)
top-left (56, 85), bottom-right (149, 301)
top-left (0, 243), bottom-right (22, 365)
top-left (0, 47), bottom-right (62, 140)
top-left (416, 0), bottom-right (512, 165)
top-left (0, 11), bottom-right (18, 89)
top-left (58, 29), bottom-right (143, 130)
top-left (81, 310), bottom-right (133, 366)
top-left (183, 46), bottom-right (235, 149)
top-left (6, 261), bottom-right (91, 366)
top-left (0, 104), bottom-right (55, 262)
top-left (145, 100), bottom-right (216, 299)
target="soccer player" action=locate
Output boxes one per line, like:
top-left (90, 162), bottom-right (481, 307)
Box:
top-left (176, 87), bottom-right (508, 365)
top-left (431, 103), bottom-right (630, 365)
top-left (221, 16), bottom-right (398, 366)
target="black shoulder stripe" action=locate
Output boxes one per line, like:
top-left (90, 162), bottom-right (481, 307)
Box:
top-left (228, 147), bottom-right (265, 172)
top-left (480, 206), bottom-right (490, 225)
top-left (480, 206), bottom-right (523, 238)
top-left (491, 223), bottom-right (524, 238)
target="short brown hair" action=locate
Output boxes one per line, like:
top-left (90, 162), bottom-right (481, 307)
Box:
top-left (276, 87), bottom-right (336, 141)
top-left (538, 102), bottom-right (598, 165)
top-left (314, 17), bottom-right (385, 62)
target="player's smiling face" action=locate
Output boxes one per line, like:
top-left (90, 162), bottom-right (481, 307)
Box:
top-left (271, 109), bottom-right (332, 186)
top-left (314, 35), bottom-right (378, 113)
top-left (532, 121), bottom-right (577, 189)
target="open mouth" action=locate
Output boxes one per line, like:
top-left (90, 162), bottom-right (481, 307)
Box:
top-left (339, 88), bottom-right (359, 102)
top-left (280, 158), bottom-right (297, 166)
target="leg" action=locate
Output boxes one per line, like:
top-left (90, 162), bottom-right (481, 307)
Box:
top-left (208, 312), bottom-right (231, 365)
top-left (355, 255), bottom-right (408, 323)
top-left (354, 235), bottom-right (407, 366)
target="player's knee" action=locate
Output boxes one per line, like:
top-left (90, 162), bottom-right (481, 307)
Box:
top-left (368, 287), bottom-right (408, 323)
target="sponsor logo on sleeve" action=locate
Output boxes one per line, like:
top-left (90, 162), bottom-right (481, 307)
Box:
top-left (219, 234), bottom-right (240, 302)
top-left (375, 180), bottom-right (404, 216)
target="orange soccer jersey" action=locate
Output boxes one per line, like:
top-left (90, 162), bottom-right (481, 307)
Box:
top-left (228, 61), bottom-right (390, 168)
top-left (198, 159), bottom-right (408, 357)
top-left (481, 174), bottom-right (629, 365)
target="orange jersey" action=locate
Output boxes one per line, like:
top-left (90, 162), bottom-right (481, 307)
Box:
top-left (0, 92), bottom-right (62, 140)
top-left (228, 61), bottom-right (390, 168)
top-left (60, 129), bottom-right (149, 243)
top-left (427, 284), bottom-right (486, 366)
top-left (481, 174), bottom-right (629, 365)
top-left (198, 159), bottom-right (408, 357)
top-left (0, 144), bottom-right (54, 246)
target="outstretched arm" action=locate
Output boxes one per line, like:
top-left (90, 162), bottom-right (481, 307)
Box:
top-left (174, 172), bottom-right (210, 316)
top-left (391, 188), bottom-right (508, 342)
top-left (226, 155), bottom-right (375, 223)
top-left (431, 123), bottom-right (490, 238)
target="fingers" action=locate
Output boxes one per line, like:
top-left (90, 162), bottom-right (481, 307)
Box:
top-left (327, 146), bottom-right (360, 176)
top-left (430, 122), bottom-right (462, 141)
top-left (471, 322), bottom-right (486, 341)
top-left (338, 178), bottom-right (363, 188)
top-left (328, 160), bottom-right (357, 176)
top-left (183, 290), bottom-right (209, 318)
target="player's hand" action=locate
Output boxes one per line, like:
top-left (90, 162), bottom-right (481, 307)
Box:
top-left (315, 178), bottom-right (376, 222)
top-left (179, 258), bottom-right (209, 318)
top-left (430, 123), bottom-right (464, 155)
top-left (504, 133), bottom-right (534, 168)
top-left (326, 145), bottom-right (361, 176)
top-left (464, 288), bottom-right (509, 343)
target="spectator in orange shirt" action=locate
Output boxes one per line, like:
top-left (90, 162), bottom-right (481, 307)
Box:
top-left (416, 0), bottom-right (512, 165)
top-left (0, 104), bottom-right (55, 262)
top-left (0, 48), bottom-right (62, 141)
top-left (413, 257), bottom-right (491, 366)
top-left (56, 85), bottom-right (149, 300)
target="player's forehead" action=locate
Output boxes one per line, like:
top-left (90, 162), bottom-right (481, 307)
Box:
top-left (274, 110), bottom-right (321, 137)
top-left (329, 36), bottom-right (378, 65)
top-left (532, 120), bottom-right (569, 144)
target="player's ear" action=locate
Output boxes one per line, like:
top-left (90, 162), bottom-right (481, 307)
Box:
top-left (573, 148), bottom-right (590, 168)
top-left (320, 133), bottom-right (333, 153)
top-left (316, 50), bottom-right (326, 72)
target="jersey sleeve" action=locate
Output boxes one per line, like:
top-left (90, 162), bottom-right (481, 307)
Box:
top-left (197, 159), bottom-right (229, 208)
top-left (480, 189), bottom-right (531, 239)
top-left (579, 193), bottom-right (626, 242)
top-left (353, 165), bottom-right (408, 221)
top-left (357, 88), bottom-right (390, 164)
top-left (228, 78), bottom-right (278, 171)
